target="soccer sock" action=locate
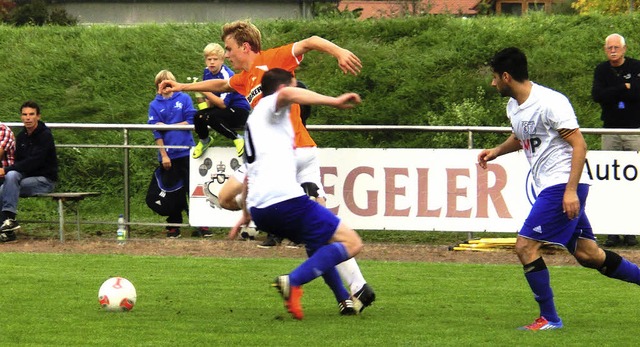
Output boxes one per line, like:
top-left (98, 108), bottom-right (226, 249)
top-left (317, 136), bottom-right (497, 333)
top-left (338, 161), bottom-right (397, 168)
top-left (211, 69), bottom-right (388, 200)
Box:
top-left (200, 137), bottom-right (211, 145)
top-left (599, 250), bottom-right (640, 284)
top-left (336, 258), bottom-right (367, 294)
top-left (523, 257), bottom-right (560, 323)
top-left (289, 243), bottom-right (349, 287)
top-left (321, 268), bottom-right (351, 302)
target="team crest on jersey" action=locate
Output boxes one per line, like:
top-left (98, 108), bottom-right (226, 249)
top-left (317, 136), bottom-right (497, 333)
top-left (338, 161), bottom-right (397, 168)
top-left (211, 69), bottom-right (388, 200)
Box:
top-left (521, 121), bottom-right (536, 135)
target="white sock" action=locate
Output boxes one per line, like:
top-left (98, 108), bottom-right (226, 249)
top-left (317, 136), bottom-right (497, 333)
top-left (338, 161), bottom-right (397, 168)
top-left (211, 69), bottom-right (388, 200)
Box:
top-left (336, 258), bottom-right (367, 295)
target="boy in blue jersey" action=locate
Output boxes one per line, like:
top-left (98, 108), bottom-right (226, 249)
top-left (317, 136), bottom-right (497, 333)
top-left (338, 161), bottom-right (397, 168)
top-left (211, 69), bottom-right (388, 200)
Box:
top-left (148, 70), bottom-right (196, 238)
top-left (192, 43), bottom-right (251, 159)
top-left (479, 47), bottom-right (640, 331)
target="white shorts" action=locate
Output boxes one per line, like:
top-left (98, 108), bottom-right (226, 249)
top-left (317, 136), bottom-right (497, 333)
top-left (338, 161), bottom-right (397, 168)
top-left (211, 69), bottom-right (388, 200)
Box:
top-left (295, 146), bottom-right (326, 198)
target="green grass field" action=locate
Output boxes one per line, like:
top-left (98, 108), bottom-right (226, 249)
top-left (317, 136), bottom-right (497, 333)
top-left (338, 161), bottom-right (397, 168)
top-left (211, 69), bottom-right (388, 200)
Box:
top-left (0, 252), bottom-right (635, 346)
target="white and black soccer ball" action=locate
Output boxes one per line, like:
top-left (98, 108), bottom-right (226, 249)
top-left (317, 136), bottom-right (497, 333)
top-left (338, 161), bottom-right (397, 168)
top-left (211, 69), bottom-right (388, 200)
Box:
top-left (98, 277), bottom-right (137, 312)
top-left (239, 226), bottom-right (259, 240)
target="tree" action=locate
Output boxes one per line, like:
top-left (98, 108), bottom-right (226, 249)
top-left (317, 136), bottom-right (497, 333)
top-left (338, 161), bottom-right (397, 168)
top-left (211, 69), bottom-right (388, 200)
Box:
top-left (571, 0), bottom-right (636, 14)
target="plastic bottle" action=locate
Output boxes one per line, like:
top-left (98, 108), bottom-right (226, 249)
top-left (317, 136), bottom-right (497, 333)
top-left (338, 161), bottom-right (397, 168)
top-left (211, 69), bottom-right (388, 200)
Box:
top-left (116, 214), bottom-right (127, 245)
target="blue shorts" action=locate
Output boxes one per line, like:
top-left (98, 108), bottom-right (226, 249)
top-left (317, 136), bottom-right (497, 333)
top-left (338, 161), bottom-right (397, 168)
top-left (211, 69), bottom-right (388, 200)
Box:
top-left (519, 183), bottom-right (594, 254)
top-left (250, 195), bottom-right (340, 251)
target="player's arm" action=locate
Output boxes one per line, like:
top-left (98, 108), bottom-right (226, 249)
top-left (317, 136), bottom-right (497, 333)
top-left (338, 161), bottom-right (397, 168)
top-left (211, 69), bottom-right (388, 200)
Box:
top-left (159, 78), bottom-right (234, 94)
top-left (293, 36), bottom-right (362, 76)
top-left (276, 87), bottom-right (360, 110)
top-left (560, 128), bottom-right (587, 220)
top-left (202, 92), bottom-right (226, 109)
top-left (477, 133), bottom-right (521, 169)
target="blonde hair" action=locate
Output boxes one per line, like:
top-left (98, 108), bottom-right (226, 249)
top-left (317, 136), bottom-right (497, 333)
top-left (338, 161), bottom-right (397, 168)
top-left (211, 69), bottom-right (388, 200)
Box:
top-left (203, 43), bottom-right (225, 58)
top-left (154, 70), bottom-right (176, 87)
top-left (221, 20), bottom-right (262, 53)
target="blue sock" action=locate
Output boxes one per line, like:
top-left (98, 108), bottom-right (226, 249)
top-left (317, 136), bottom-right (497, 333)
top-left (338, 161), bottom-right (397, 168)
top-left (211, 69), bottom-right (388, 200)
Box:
top-left (289, 243), bottom-right (349, 286)
top-left (609, 259), bottom-right (640, 284)
top-left (524, 257), bottom-right (560, 323)
top-left (322, 268), bottom-right (350, 302)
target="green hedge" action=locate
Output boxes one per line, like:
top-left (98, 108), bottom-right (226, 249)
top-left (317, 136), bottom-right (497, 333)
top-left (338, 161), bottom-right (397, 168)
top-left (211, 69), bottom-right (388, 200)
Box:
top-left (0, 14), bottom-right (637, 198)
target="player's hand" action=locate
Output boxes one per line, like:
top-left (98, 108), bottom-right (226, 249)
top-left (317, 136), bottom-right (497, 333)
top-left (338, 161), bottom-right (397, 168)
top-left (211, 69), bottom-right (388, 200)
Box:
top-left (336, 48), bottom-right (362, 76)
top-left (477, 149), bottom-right (497, 169)
top-left (228, 214), bottom-right (251, 240)
top-left (158, 80), bottom-right (183, 94)
top-left (335, 93), bottom-right (361, 109)
top-left (563, 190), bottom-right (580, 220)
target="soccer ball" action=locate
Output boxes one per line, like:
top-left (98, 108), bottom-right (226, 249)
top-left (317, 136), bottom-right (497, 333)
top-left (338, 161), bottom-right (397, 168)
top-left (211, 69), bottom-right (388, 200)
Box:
top-left (98, 277), bottom-right (137, 312)
top-left (240, 226), bottom-right (259, 240)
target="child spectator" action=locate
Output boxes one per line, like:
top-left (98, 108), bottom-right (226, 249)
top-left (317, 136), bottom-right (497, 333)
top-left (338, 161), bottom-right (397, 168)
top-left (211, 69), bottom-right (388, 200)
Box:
top-left (192, 43), bottom-right (251, 159)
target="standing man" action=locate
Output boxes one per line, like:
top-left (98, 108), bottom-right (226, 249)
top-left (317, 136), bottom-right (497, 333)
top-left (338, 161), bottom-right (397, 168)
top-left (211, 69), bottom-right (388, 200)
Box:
top-left (160, 20), bottom-right (375, 312)
top-left (592, 33), bottom-right (640, 247)
top-left (0, 101), bottom-right (58, 242)
top-left (479, 47), bottom-right (640, 330)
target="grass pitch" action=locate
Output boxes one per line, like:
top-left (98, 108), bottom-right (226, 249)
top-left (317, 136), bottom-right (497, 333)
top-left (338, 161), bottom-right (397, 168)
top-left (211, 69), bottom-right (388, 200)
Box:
top-left (0, 252), bottom-right (635, 346)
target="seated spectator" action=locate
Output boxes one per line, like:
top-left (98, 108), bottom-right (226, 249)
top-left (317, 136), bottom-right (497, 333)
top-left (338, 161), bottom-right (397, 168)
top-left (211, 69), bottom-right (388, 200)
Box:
top-left (0, 101), bottom-right (58, 242)
top-left (0, 122), bottom-right (16, 186)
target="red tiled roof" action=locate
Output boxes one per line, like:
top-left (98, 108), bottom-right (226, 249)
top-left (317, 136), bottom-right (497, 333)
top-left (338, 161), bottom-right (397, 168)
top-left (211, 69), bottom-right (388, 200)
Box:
top-left (339, 0), bottom-right (480, 18)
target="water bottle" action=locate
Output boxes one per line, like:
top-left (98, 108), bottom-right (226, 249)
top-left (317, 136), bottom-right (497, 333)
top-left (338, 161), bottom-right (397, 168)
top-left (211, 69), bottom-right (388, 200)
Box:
top-left (117, 214), bottom-right (127, 244)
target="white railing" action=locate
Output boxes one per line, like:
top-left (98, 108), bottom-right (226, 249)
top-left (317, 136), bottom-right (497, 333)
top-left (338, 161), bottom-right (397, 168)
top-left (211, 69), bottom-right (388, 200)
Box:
top-left (7, 122), bottom-right (638, 232)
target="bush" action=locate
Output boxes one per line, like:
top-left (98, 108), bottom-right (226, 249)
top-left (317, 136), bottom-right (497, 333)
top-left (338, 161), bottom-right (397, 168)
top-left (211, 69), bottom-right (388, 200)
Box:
top-left (4, 0), bottom-right (77, 26)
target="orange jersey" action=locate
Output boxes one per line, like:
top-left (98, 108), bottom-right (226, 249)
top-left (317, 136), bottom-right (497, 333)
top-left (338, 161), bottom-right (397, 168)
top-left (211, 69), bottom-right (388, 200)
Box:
top-left (229, 43), bottom-right (316, 148)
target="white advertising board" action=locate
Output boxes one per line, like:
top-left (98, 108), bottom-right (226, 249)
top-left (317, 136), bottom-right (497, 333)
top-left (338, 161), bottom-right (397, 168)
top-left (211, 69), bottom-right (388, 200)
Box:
top-left (189, 148), bottom-right (640, 234)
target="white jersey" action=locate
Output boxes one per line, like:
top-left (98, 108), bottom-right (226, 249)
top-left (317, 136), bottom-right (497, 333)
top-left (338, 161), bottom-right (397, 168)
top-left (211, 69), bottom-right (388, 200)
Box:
top-left (507, 82), bottom-right (589, 191)
top-left (244, 92), bottom-right (305, 208)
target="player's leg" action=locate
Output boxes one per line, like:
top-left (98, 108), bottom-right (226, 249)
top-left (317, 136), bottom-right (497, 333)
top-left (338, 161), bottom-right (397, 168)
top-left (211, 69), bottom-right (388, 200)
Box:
top-left (515, 185), bottom-right (569, 330)
top-left (297, 146), bottom-right (375, 308)
top-left (574, 237), bottom-right (640, 284)
top-left (192, 108), bottom-right (213, 159)
top-left (206, 107), bottom-right (249, 157)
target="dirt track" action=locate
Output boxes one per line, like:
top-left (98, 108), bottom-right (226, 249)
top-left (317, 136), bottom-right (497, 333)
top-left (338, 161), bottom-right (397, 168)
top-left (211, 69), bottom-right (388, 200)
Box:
top-left (3, 238), bottom-right (640, 266)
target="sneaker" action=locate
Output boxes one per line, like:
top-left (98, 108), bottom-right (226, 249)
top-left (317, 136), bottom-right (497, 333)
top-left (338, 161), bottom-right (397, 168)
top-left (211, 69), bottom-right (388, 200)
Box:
top-left (272, 275), bottom-right (304, 320)
top-left (353, 283), bottom-right (376, 312)
top-left (257, 234), bottom-right (282, 248)
top-left (338, 299), bottom-right (357, 316)
top-left (192, 227), bottom-right (213, 238)
top-left (166, 228), bottom-right (181, 238)
top-left (0, 218), bottom-right (20, 233)
top-left (233, 137), bottom-right (245, 157)
top-left (604, 235), bottom-right (621, 247)
top-left (624, 235), bottom-right (638, 246)
top-left (192, 136), bottom-right (213, 159)
top-left (518, 316), bottom-right (563, 331)
top-left (0, 230), bottom-right (17, 243)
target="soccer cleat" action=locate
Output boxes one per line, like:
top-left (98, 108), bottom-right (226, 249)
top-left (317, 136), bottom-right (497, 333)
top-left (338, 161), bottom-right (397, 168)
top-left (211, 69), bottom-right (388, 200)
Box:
top-left (338, 299), bottom-right (357, 316)
top-left (233, 137), bottom-right (245, 157)
top-left (192, 227), bottom-right (213, 238)
top-left (192, 136), bottom-right (213, 159)
top-left (272, 275), bottom-right (304, 320)
top-left (0, 230), bottom-right (17, 243)
top-left (518, 316), bottom-right (563, 331)
top-left (353, 283), bottom-right (376, 312)
top-left (0, 219), bottom-right (20, 233)
top-left (257, 234), bottom-right (282, 248)
top-left (166, 228), bottom-right (181, 238)
top-left (624, 235), bottom-right (638, 246)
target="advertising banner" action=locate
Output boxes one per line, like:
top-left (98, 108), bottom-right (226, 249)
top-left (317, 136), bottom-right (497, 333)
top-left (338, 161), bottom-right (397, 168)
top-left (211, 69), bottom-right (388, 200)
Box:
top-left (189, 148), bottom-right (639, 234)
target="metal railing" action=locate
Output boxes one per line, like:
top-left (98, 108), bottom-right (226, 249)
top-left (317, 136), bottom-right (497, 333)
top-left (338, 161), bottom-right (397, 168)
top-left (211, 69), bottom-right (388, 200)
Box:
top-left (6, 122), bottom-right (638, 231)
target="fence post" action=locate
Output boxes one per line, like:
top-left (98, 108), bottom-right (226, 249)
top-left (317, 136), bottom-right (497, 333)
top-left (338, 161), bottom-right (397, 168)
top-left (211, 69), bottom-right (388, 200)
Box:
top-left (123, 128), bottom-right (130, 233)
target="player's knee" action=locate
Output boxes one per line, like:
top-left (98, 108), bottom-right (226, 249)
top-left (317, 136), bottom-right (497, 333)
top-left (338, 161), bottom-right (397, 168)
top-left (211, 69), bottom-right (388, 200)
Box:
top-left (301, 182), bottom-right (319, 199)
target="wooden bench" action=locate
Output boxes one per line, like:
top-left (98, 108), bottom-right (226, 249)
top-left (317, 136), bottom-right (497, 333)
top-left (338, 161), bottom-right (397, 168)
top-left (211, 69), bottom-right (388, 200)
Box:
top-left (35, 192), bottom-right (101, 242)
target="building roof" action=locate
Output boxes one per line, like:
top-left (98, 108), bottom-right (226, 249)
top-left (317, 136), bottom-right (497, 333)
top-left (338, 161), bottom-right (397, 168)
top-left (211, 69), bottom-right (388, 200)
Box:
top-left (339, 0), bottom-right (480, 18)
